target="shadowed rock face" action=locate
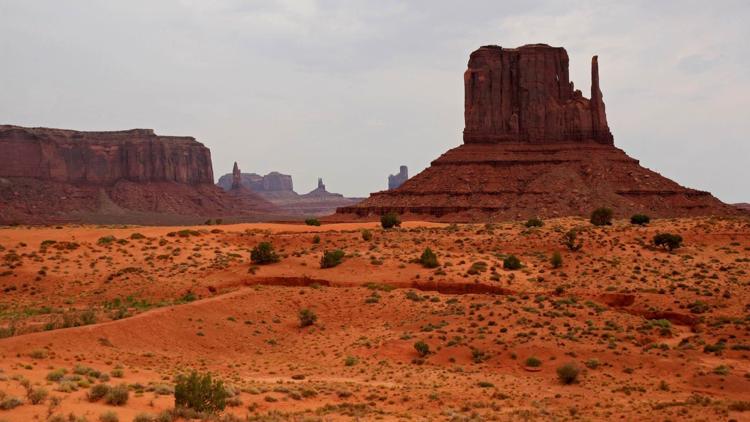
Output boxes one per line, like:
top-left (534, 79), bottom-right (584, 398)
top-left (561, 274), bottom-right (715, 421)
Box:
top-left (0, 125), bottom-right (277, 224)
top-left (463, 44), bottom-right (612, 144)
top-left (0, 125), bottom-right (214, 185)
top-left (337, 44), bottom-right (736, 221)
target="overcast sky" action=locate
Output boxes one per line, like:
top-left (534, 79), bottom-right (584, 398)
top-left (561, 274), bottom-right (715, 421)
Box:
top-left (1, 1), bottom-right (748, 202)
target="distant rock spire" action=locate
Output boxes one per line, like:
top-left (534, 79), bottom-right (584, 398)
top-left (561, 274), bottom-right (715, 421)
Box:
top-left (317, 177), bottom-right (325, 190)
top-left (231, 161), bottom-right (241, 189)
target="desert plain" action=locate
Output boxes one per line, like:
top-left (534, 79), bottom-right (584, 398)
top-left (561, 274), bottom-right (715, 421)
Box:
top-left (0, 217), bottom-right (749, 421)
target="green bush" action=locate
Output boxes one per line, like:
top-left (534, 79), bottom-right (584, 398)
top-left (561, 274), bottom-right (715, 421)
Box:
top-left (525, 218), bottom-right (543, 228)
top-left (419, 248), bottom-right (439, 268)
top-left (361, 229), bottom-right (373, 241)
top-left (414, 341), bottom-right (430, 357)
top-left (380, 212), bottom-right (401, 229)
top-left (556, 363), bottom-right (580, 385)
top-left (320, 249), bottom-right (345, 269)
top-left (503, 255), bottom-right (522, 270)
top-left (550, 251), bottom-right (563, 269)
top-left (97, 235), bottom-right (117, 245)
top-left (28, 387), bottom-right (48, 404)
top-left (525, 357), bottom-right (542, 367)
top-left (305, 218), bottom-right (321, 226)
top-left (250, 242), bottom-right (280, 264)
top-left (590, 208), bottom-right (613, 226)
top-left (104, 384), bottom-right (129, 406)
top-left (653, 233), bottom-right (683, 251)
top-left (89, 384), bottom-right (111, 402)
top-left (298, 309), bottom-right (317, 327)
top-left (174, 371), bottom-right (228, 413)
top-left (630, 214), bottom-right (650, 225)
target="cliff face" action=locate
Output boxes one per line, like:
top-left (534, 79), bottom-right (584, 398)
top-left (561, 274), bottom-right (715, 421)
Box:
top-left (0, 126), bottom-right (277, 224)
top-left (0, 125), bottom-right (214, 185)
top-left (463, 44), bottom-right (612, 144)
top-left (337, 44), bottom-right (735, 221)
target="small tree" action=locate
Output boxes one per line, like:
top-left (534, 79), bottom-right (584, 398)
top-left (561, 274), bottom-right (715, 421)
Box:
top-left (590, 207), bottom-right (613, 226)
top-left (562, 230), bottom-right (583, 251)
top-left (556, 363), bottom-right (580, 385)
top-left (525, 218), bottom-right (544, 228)
top-left (298, 309), bottom-right (317, 327)
top-left (380, 212), bottom-right (401, 229)
top-left (550, 251), bottom-right (563, 269)
top-left (419, 248), bottom-right (439, 268)
top-left (630, 214), bottom-right (650, 225)
top-left (174, 371), bottom-right (228, 413)
top-left (320, 249), bottom-right (345, 268)
top-left (305, 218), bottom-right (321, 226)
top-left (250, 242), bottom-right (279, 264)
top-left (414, 341), bottom-right (430, 357)
top-left (503, 255), bottom-right (522, 270)
top-left (653, 233), bottom-right (683, 251)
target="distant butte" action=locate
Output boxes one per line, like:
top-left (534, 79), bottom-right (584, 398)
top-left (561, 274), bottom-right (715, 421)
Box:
top-left (0, 126), bottom-right (277, 225)
top-left (337, 44), bottom-right (737, 221)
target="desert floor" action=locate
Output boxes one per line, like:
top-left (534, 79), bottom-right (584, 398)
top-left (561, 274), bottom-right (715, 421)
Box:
top-left (1, 217), bottom-right (749, 421)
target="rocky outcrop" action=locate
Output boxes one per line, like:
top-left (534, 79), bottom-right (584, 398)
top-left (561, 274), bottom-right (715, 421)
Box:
top-left (463, 44), bottom-right (612, 144)
top-left (337, 44), bottom-right (736, 221)
top-left (217, 171), bottom-right (294, 194)
top-left (388, 166), bottom-right (409, 190)
top-left (217, 168), bottom-right (361, 216)
top-left (0, 125), bottom-right (277, 225)
top-left (735, 203), bottom-right (750, 213)
top-left (0, 125), bottom-right (214, 185)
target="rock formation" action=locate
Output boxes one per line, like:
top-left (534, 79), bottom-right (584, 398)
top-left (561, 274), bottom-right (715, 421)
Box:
top-left (734, 203), bottom-right (750, 213)
top-left (217, 169), bottom-right (361, 216)
top-left (337, 44), bottom-right (737, 221)
top-left (388, 166), bottom-right (409, 190)
top-left (0, 125), bottom-right (277, 225)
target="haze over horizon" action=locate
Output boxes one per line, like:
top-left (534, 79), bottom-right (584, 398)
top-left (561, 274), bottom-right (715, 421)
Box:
top-left (1, 1), bottom-right (748, 202)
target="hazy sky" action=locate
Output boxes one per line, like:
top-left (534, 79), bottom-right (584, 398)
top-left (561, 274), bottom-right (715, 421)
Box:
top-left (1, 1), bottom-right (748, 202)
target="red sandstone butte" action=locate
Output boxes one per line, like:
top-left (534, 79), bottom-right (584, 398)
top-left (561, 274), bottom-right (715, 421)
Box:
top-left (0, 125), bottom-right (277, 225)
top-left (337, 44), bottom-right (737, 221)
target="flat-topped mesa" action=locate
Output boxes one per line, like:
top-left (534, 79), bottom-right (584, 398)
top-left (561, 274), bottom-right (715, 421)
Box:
top-left (463, 44), bottom-right (613, 144)
top-left (0, 125), bottom-right (213, 185)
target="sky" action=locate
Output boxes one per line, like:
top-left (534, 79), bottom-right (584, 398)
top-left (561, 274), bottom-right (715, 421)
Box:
top-left (1, 0), bottom-right (748, 202)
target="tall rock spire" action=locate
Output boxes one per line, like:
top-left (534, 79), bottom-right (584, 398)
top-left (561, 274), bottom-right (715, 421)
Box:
top-left (590, 55), bottom-right (613, 144)
top-left (231, 161), bottom-right (241, 190)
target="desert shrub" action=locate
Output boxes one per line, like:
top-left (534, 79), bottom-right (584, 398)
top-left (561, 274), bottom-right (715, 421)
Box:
top-left (550, 251), bottom-right (563, 269)
top-left (729, 401), bottom-right (750, 412)
top-left (503, 255), bottom-right (522, 270)
top-left (250, 242), bottom-right (280, 264)
top-left (304, 218), bottom-right (321, 226)
top-left (97, 235), bottom-right (117, 245)
top-left (562, 229), bottom-right (583, 251)
top-left (298, 309), bottom-right (317, 327)
top-left (89, 384), bottom-right (111, 402)
top-left (525, 218), bottom-right (543, 228)
top-left (525, 357), bottom-right (542, 367)
top-left (0, 396), bottom-right (23, 410)
top-left (312, 235), bottom-right (320, 244)
top-left (556, 363), bottom-right (580, 385)
top-left (590, 207), bottom-right (613, 226)
top-left (132, 413), bottom-right (156, 422)
top-left (361, 229), bottom-right (373, 241)
top-left (653, 233), bottom-right (683, 251)
top-left (344, 356), bottom-right (358, 366)
top-left (130, 232), bottom-right (146, 240)
top-left (104, 384), bottom-right (129, 406)
top-left (414, 341), bottom-right (430, 357)
top-left (174, 371), bottom-right (228, 414)
top-left (320, 249), bottom-right (345, 269)
top-left (28, 387), bottom-right (48, 404)
top-left (630, 214), bottom-right (650, 225)
top-left (99, 411), bottom-right (120, 422)
top-left (380, 212), bottom-right (401, 229)
top-left (419, 248), bottom-right (439, 268)
top-left (46, 368), bottom-right (66, 382)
